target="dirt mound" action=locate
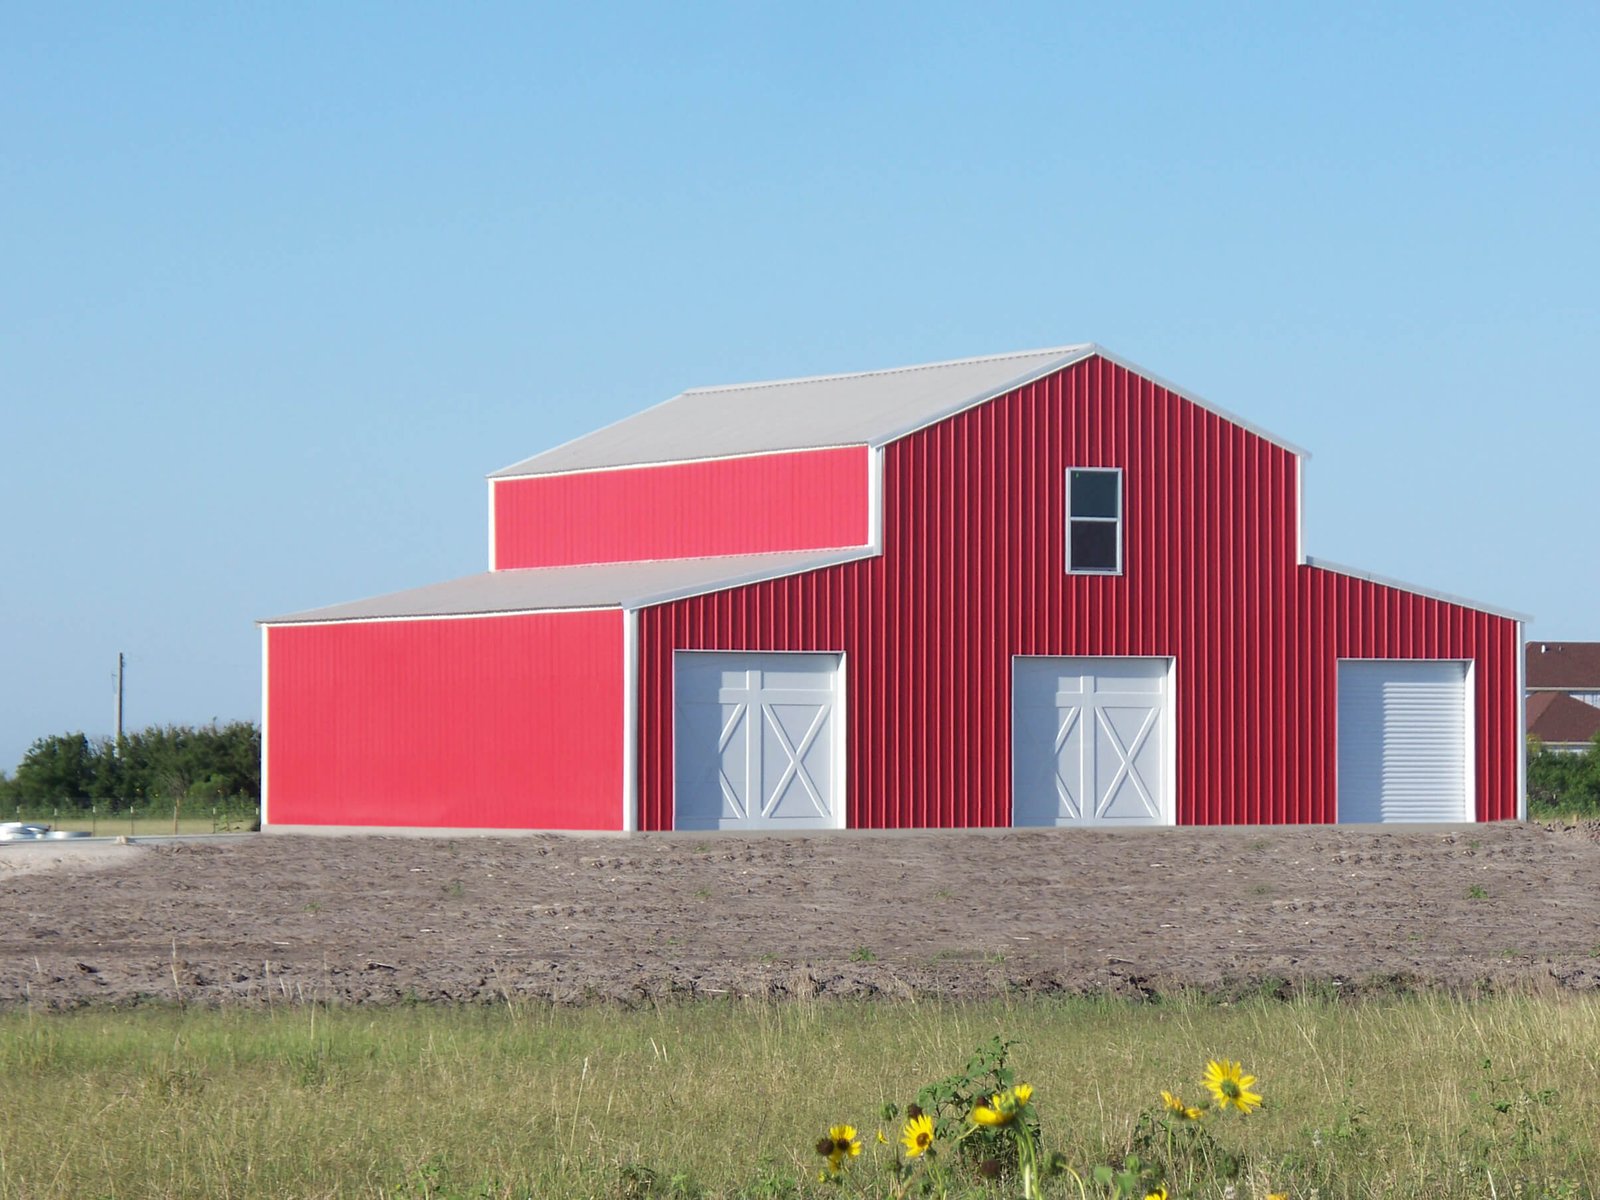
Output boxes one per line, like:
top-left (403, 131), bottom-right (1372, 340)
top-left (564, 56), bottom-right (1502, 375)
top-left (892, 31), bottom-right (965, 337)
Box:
top-left (4, 823), bottom-right (1599, 1009)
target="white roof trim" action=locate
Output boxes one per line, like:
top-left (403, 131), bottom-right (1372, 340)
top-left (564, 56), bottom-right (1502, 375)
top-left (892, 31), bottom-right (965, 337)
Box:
top-left (626, 546), bottom-right (876, 608)
top-left (261, 605), bottom-right (621, 629)
top-left (490, 443), bottom-right (869, 483)
top-left (1303, 556), bottom-right (1532, 622)
top-left (864, 346), bottom-right (1099, 447)
top-left (259, 546), bottom-right (880, 627)
top-left (487, 342), bottom-right (1313, 480)
top-left (1093, 348), bottom-right (1311, 459)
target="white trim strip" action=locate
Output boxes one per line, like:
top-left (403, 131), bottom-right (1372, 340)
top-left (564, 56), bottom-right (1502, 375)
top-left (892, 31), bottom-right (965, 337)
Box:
top-left (259, 627), bottom-right (271, 830)
top-left (488, 477), bottom-right (499, 570)
top-left (264, 824), bottom-right (635, 838)
top-left (259, 605), bottom-right (622, 629)
top-left (488, 343), bottom-right (1314, 483)
top-left (1295, 454), bottom-right (1306, 566)
top-left (1091, 348), bottom-right (1313, 458)
top-left (1304, 556), bottom-right (1532, 622)
top-left (867, 348), bottom-right (1100, 448)
top-left (1516, 621), bottom-right (1528, 821)
top-left (490, 442), bottom-right (873, 483)
top-left (621, 607), bottom-right (639, 833)
top-left (866, 445), bottom-right (884, 552)
top-left (626, 546), bottom-right (880, 609)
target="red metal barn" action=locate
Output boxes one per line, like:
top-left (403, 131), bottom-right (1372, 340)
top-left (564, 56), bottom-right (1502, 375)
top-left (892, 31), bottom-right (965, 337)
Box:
top-left (261, 345), bottom-right (1526, 832)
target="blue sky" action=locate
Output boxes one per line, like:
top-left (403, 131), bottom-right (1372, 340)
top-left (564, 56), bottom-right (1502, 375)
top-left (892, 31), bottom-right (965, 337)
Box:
top-left (3, 3), bottom-right (1596, 774)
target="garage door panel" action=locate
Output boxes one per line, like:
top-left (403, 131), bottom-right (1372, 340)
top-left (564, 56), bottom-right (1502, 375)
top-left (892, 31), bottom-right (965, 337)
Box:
top-left (1338, 659), bottom-right (1469, 823)
top-left (760, 704), bottom-right (832, 821)
top-left (1095, 706), bottom-right (1162, 822)
top-left (1014, 657), bottom-right (1171, 827)
top-left (1012, 702), bottom-right (1078, 823)
top-left (674, 699), bottom-right (748, 826)
top-left (675, 652), bottom-right (843, 831)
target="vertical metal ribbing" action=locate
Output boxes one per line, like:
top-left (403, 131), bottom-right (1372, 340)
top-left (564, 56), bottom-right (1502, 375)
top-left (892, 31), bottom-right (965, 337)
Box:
top-left (633, 356), bottom-right (1522, 829)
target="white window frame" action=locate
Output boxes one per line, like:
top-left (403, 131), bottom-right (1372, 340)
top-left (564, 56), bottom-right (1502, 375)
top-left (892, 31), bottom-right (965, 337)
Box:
top-left (1065, 467), bottom-right (1123, 575)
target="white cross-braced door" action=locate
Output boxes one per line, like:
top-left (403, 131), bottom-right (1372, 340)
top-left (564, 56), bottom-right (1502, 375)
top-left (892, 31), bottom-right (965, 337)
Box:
top-left (674, 652), bottom-right (844, 831)
top-left (1012, 657), bottom-right (1172, 826)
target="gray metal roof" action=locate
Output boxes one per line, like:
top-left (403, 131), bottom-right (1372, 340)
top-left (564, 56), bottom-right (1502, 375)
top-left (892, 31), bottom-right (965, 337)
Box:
top-left (261, 547), bottom-right (874, 625)
top-left (491, 344), bottom-right (1099, 477)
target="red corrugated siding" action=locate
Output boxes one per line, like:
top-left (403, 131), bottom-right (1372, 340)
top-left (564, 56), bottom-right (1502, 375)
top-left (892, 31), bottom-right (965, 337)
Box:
top-left (637, 356), bottom-right (1520, 829)
top-left (493, 447), bottom-right (870, 569)
top-left (267, 610), bottom-right (623, 829)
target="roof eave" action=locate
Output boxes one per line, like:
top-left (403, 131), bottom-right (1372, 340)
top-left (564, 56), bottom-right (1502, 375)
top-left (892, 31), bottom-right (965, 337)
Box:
top-left (1303, 556), bottom-right (1532, 623)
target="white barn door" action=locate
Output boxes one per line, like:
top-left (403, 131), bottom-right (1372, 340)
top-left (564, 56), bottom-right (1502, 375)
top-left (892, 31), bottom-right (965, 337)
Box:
top-left (674, 652), bottom-right (844, 831)
top-left (1337, 659), bottom-right (1471, 823)
top-left (1013, 657), bottom-right (1172, 826)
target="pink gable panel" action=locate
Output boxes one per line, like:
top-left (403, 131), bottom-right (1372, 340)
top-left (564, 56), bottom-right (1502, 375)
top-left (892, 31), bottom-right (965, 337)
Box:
top-left (493, 446), bottom-right (870, 569)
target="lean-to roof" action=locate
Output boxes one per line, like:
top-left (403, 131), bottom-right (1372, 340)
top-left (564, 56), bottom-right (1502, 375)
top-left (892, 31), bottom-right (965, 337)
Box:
top-left (261, 547), bottom-right (872, 625)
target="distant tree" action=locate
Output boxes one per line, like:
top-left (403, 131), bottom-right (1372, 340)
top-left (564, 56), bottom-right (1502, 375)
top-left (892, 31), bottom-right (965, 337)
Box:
top-left (10, 733), bottom-right (96, 806)
top-left (1527, 733), bottom-right (1600, 817)
top-left (6, 723), bottom-right (261, 810)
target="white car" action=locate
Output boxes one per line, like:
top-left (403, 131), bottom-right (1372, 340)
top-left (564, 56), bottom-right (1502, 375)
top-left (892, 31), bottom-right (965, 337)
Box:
top-left (0, 821), bottom-right (91, 840)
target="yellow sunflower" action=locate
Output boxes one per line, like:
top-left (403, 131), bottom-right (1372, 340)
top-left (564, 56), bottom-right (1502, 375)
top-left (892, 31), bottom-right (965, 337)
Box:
top-left (1161, 1090), bottom-right (1204, 1120)
top-left (1201, 1059), bottom-right (1262, 1114)
top-left (901, 1113), bottom-right (935, 1158)
top-left (1145, 1188), bottom-right (1169, 1200)
top-left (829, 1124), bottom-right (861, 1159)
top-left (815, 1125), bottom-right (861, 1174)
top-left (972, 1082), bottom-right (1034, 1126)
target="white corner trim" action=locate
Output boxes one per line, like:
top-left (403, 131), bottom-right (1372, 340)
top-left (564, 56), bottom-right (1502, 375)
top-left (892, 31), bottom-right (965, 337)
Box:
top-left (488, 477), bottom-right (499, 571)
top-left (259, 628), bottom-right (270, 830)
top-left (1303, 557), bottom-right (1533, 622)
top-left (1516, 621), bottom-right (1528, 821)
top-left (621, 607), bottom-right (639, 833)
top-left (834, 651), bottom-right (849, 830)
top-left (1294, 454), bottom-right (1306, 566)
top-left (867, 445), bottom-right (884, 552)
top-left (1464, 658), bottom-right (1478, 822)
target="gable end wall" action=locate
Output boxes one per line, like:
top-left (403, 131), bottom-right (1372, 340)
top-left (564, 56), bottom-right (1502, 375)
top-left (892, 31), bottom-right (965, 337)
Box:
top-left (636, 355), bottom-right (1521, 828)
top-left (493, 446), bottom-right (872, 569)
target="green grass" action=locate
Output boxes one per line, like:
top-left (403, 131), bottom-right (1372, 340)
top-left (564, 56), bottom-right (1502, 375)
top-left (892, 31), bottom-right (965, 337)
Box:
top-left (2, 994), bottom-right (1599, 1198)
top-left (5, 805), bottom-right (257, 836)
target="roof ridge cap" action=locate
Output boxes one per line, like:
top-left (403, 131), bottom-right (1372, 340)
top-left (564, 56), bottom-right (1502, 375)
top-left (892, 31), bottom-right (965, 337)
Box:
top-left (678, 344), bottom-right (1095, 397)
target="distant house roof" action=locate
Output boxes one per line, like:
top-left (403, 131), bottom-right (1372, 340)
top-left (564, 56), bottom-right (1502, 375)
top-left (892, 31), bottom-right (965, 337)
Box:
top-left (1526, 642), bottom-right (1600, 689)
top-left (261, 547), bottom-right (873, 624)
top-left (1526, 691), bottom-right (1600, 747)
top-left (489, 343), bottom-right (1307, 479)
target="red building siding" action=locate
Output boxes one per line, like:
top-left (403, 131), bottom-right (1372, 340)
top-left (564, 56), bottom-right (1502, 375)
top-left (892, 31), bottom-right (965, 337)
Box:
top-left (636, 356), bottom-right (1520, 829)
top-left (267, 610), bottom-right (624, 829)
top-left (493, 447), bottom-right (871, 569)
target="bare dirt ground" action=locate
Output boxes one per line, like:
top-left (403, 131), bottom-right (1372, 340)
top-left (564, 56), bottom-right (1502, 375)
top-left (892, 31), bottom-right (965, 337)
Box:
top-left (5, 822), bottom-right (1600, 1010)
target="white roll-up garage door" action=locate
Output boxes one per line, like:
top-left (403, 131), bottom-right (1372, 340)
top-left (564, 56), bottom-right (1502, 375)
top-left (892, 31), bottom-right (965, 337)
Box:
top-left (1337, 659), bottom-right (1471, 823)
top-left (673, 651), bottom-right (845, 831)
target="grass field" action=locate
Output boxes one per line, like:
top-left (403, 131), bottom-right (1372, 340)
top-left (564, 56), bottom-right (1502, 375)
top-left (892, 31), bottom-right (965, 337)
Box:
top-left (2, 993), bottom-right (1598, 1199)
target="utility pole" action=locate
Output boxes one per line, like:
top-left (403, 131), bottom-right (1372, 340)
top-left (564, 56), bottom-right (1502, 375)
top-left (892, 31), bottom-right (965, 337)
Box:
top-left (114, 652), bottom-right (125, 757)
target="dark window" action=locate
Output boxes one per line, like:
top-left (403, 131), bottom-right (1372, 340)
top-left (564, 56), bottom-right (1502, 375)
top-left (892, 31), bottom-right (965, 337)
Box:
top-left (1067, 468), bottom-right (1122, 574)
